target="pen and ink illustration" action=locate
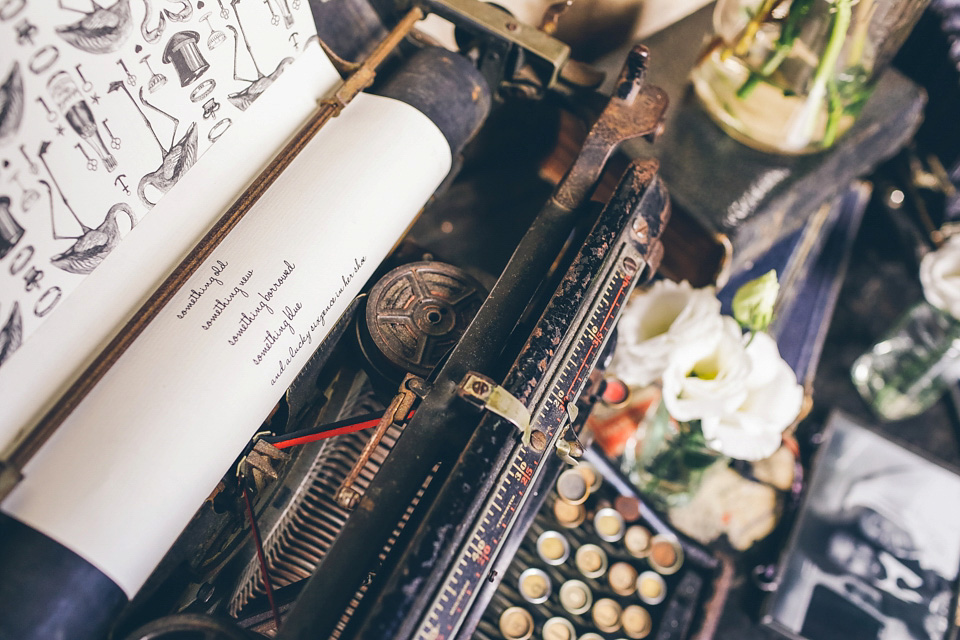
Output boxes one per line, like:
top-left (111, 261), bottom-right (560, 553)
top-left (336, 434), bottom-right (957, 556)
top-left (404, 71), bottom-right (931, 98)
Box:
top-left (0, 301), bottom-right (23, 366)
top-left (50, 201), bottom-right (137, 274)
top-left (138, 120), bottom-right (197, 207)
top-left (140, 0), bottom-right (167, 43)
top-left (225, 1), bottom-right (292, 110)
top-left (0, 196), bottom-right (25, 258)
top-left (0, 63), bottom-right (24, 147)
top-left (200, 12), bottom-right (225, 49)
top-left (11, 173), bottom-right (40, 211)
top-left (163, 30), bottom-right (209, 86)
top-left (55, 0), bottom-right (133, 54)
top-left (140, 54), bottom-right (167, 92)
top-left (48, 70), bottom-right (118, 171)
top-left (0, 0), bottom-right (316, 367)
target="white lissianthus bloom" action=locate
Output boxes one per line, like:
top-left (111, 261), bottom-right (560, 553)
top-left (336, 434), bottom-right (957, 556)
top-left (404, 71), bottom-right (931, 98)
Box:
top-left (611, 279), bottom-right (724, 387)
top-left (661, 316), bottom-right (751, 423)
top-left (700, 331), bottom-right (804, 461)
top-left (920, 235), bottom-right (960, 320)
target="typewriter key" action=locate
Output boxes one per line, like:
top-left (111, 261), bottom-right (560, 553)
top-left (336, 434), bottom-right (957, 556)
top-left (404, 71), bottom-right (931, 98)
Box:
top-left (559, 579), bottom-right (593, 615)
top-left (578, 633), bottom-right (605, 640)
top-left (553, 499), bottom-right (586, 528)
top-left (542, 616), bottom-right (577, 640)
top-left (557, 468), bottom-right (589, 505)
top-left (592, 598), bottom-right (623, 633)
top-left (636, 571), bottom-right (666, 605)
top-left (575, 544), bottom-right (608, 579)
top-left (614, 495), bottom-right (642, 522)
top-left (621, 605), bottom-right (652, 639)
top-left (499, 606), bottom-right (534, 640)
top-left (518, 567), bottom-right (551, 604)
top-left (537, 531), bottom-right (571, 565)
top-left (577, 462), bottom-right (603, 493)
top-left (648, 534), bottom-right (683, 575)
top-left (593, 507), bottom-right (626, 542)
top-left (608, 561), bottom-right (638, 596)
top-left (624, 525), bottom-right (652, 558)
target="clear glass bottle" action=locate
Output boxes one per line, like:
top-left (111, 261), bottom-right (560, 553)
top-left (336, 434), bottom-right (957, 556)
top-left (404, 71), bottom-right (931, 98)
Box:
top-left (690, 0), bottom-right (929, 154)
top-left (621, 402), bottom-right (727, 510)
top-left (852, 300), bottom-right (960, 421)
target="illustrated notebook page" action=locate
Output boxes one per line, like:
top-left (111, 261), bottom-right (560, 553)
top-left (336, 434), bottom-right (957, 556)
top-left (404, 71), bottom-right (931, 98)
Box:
top-left (0, 0), bottom-right (319, 370)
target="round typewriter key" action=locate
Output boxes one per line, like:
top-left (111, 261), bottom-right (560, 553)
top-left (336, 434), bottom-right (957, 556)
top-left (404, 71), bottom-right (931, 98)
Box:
top-left (608, 561), bottom-right (638, 596)
top-left (574, 543), bottom-right (608, 579)
top-left (542, 617), bottom-right (577, 640)
top-left (518, 567), bottom-right (551, 604)
top-left (593, 507), bottom-right (626, 542)
top-left (592, 598), bottom-right (623, 633)
top-left (648, 534), bottom-right (683, 575)
top-left (559, 579), bottom-right (593, 615)
top-left (621, 605), bottom-right (652, 639)
top-left (614, 495), bottom-right (642, 522)
top-left (624, 525), bottom-right (652, 558)
top-left (636, 570), bottom-right (666, 605)
top-left (557, 468), bottom-right (589, 505)
top-left (537, 531), bottom-right (571, 565)
top-left (578, 634), bottom-right (605, 640)
top-left (499, 606), bottom-right (534, 640)
top-left (553, 499), bottom-right (586, 528)
top-left (577, 462), bottom-right (603, 493)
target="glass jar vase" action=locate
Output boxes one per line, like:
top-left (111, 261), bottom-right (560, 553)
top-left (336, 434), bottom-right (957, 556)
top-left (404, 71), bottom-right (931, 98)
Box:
top-left (622, 402), bottom-right (728, 510)
top-left (852, 300), bottom-right (960, 421)
top-left (690, 0), bottom-right (929, 154)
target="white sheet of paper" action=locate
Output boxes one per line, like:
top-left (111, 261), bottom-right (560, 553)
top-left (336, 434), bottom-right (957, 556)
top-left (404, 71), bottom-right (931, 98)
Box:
top-left (0, 0), bottom-right (318, 366)
top-left (0, 44), bottom-right (452, 597)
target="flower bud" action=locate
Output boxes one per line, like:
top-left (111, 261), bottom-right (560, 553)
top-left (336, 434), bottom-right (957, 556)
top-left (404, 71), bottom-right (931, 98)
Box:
top-left (732, 270), bottom-right (779, 333)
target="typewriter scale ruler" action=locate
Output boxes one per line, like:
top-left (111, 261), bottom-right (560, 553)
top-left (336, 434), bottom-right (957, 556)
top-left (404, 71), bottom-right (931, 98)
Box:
top-left (415, 247), bottom-right (641, 640)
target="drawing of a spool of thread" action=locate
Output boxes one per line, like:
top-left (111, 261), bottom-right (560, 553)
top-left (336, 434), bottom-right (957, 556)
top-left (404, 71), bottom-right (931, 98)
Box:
top-left (48, 72), bottom-right (117, 172)
top-left (0, 197), bottom-right (25, 259)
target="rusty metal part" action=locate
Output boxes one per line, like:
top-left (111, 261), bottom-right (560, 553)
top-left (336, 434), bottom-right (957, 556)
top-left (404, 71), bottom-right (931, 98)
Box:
top-left (423, 0), bottom-right (569, 89)
top-left (241, 440), bottom-right (290, 492)
top-left (230, 425), bottom-right (404, 615)
top-left (457, 372), bottom-right (532, 445)
top-left (551, 45), bottom-right (667, 211)
top-left (0, 6), bottom-right (426, 502)
top-left (362, 261), bottom-right (486, 379)
top-left (335, 375), bottom-right (422, 509)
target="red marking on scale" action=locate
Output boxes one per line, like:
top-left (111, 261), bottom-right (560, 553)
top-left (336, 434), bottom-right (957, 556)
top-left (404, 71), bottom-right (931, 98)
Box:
top-left (565, 276), bottom-right (630, 399)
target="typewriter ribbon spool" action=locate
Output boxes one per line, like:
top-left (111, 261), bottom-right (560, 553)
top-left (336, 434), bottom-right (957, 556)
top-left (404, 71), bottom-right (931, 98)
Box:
top-left (0, 47), bottom-right (490, 640)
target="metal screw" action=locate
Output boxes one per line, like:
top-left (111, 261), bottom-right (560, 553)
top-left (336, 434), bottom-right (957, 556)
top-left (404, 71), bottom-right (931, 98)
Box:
top-left (622, 256), bottom-right (638, 275)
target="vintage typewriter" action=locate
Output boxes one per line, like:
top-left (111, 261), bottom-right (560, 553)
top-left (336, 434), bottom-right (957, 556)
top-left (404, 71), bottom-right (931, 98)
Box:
top-left (0, 0), bottom-right (727, 638)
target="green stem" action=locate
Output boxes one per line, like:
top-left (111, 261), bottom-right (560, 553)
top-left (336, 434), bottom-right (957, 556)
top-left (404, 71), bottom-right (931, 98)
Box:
top-left (824, 76), bottom-right (843, 146)
top-left (805, 0), bottom-right (852, 138)
top-left (734, 0), bottom-right (816, 99)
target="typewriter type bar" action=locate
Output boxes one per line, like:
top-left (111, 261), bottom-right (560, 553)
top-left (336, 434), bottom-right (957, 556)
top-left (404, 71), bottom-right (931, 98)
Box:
top-left (277, 45), bottom-right (668, 640)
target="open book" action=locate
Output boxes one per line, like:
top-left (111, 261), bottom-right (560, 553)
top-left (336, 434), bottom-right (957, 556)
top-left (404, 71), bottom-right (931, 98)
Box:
top-left (0, 0), bottom-right (453, 608)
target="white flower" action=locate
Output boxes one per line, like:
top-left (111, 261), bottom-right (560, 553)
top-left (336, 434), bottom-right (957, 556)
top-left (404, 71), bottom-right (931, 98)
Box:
top-left (610, 280), bottom-right (724, 387)
top-left (700, 331), bottom-right (804, 461)
top-left (661, 316), bottom-right (751, 423)
top-left (921, 236), bottom-right (960, 320)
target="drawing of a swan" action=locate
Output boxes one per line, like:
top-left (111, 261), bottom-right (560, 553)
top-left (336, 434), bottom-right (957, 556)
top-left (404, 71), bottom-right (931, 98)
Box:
top-left (137, 121), bottom-right (197, 207)
top-left (50, 200), bottom-right (137, 275)
top-left (0, 63), bottom-right (24, 147)
top-left (56, 0), bottom-right (133, 54)
top-left (0, 302), bottom-right (22, 367)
